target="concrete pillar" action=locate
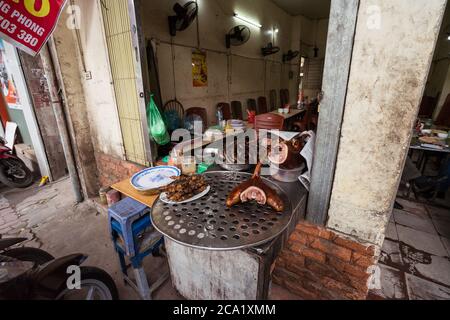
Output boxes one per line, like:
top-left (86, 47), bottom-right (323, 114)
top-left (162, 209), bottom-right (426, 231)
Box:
top-left (49, 6), bottom-right (99, 197)
top-left (327, 0), bottom-right (447, 246)
top-left (273, 0), bottom-right (447, 300)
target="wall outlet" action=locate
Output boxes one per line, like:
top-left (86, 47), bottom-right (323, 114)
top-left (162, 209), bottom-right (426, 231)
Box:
top-left (84, 71), bottom-right (92, 80)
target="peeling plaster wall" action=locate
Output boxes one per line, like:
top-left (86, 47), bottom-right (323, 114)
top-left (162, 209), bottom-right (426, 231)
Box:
top-left (68, 0), bottom-right (124, 159)
top-left (327, 0), bottom-right (447, 246)
top-left (51, 0), bottom-right (121, 196)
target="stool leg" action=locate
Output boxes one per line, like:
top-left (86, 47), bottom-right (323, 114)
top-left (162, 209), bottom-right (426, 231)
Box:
top-left (117, 250), bottom-right (128, 277)
top-left (133, 267), bottom-right (152, 300)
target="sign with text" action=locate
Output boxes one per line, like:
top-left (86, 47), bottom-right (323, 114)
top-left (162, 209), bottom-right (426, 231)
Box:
top-left (0, 0), bottom-right (67, 56)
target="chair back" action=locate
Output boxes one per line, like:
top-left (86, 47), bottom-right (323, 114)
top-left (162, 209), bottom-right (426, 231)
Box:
top-left (254, 113), bottom-right (284, 132)
top-left (217, 103), bottom-right (232, 121)
top-left (257, 97), bottom-right (268, 114)
top-left (269, 90), bottom-right (277, 111)
top-left (185, 107), bottom-right (208, 131)
top-left (230, 101), bottom-right (243, 120)
top-left (163, 99), bottom-right (185, 132)
top-left (280, 89), bottom-right (289, 106)
top-left (247, 99), bottom-right (257, 113)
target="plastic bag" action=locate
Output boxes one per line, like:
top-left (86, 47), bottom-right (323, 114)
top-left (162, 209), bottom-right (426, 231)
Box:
top-left (147, 95), bottom-right (170, 145)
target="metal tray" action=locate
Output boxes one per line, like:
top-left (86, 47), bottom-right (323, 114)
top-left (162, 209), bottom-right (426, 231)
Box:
top-left (151, 171), bottom-right (293, 251)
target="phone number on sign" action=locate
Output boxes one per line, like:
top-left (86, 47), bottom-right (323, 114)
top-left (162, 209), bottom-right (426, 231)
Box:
top-left (0, 15), bottom-right (39, 47)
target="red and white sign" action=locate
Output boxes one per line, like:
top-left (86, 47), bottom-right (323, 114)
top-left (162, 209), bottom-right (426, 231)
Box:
top-left (0, 0), bottom-right (67, 56)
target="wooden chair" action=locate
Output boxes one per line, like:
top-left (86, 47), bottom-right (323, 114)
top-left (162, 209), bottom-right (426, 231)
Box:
top-left (230, 101), bottom-right (243, 120)
top-left (269, 90), bottom-right (277, 111)
top-left (217, 102), bottom-right (232, 121)
top-left (294, 104), bottom-right (318, 132)
top-left (257, 97), bottom-right (268, 114)
top-left (163, 99), bottom-right (184, 122)
top-left (185, 107), bottom-right (208, 131)
top-left (247, 99), bottom-right (257, 113)
top-left (254, 113), bottom-right (284, 132)
top-left (280, 89), bottom-right (289, 107)
top-left (284, 89), bottom-right (290, 105)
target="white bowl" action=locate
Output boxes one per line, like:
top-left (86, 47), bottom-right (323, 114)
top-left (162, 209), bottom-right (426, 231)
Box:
top-left (421, 129), bottom-right (432, 135)
top-left (437, 133), bottom-right (448, 139)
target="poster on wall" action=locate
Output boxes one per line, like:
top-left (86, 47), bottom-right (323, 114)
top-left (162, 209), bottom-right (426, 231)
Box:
top-left (192, 49), bottom-right (207, 87)
top-left (0, 0), bottom-right (68, 56)
top-left (0, 39), bottom-right (21, 110)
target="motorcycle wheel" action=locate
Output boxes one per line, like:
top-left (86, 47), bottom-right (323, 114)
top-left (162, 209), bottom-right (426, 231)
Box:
top-left (2, 247), bottom-right (54, 267)
top-left (0, 158), bottom-right (34, 188)
top-left (56, 266), bottom-right (119, 300)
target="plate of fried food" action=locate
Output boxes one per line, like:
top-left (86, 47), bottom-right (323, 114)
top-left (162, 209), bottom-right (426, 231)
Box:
top-left (159, 175), bottom-right (210, 204)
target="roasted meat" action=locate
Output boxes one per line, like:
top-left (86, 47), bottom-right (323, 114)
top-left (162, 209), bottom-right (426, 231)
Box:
top-left (226, 163), bottom-right (284, 212)
top-left (266, 133), bottom-right (309, 169)
top-left (160, 175), bottom-right (207, 202)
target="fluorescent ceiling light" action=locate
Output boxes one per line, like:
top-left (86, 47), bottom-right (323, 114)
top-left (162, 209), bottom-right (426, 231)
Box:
top-left (234, 13), bottom-right (262, 28)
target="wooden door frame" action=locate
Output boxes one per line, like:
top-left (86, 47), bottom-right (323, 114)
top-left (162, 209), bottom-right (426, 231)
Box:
top-left (127, 0), bottom-right (155, 166)
top-left (306, 0), bottom-right (360, 225)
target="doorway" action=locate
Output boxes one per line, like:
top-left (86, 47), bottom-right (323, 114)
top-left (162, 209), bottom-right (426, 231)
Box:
top-left (0, 39), bottom-right (50, 180)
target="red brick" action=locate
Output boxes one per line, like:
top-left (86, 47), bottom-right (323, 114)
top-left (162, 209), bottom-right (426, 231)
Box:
top-left (272, 271), bottom-right (284, 286)
top-left (327, 255), bottom-right (347, 273)
top-left (347, 274), bottom-right (370, 292)
top-left (272, 267), bottom-right (302, 284)
top-left (351, 252), bottom-right (376, 269)
top-left (320, 276), bottom-right (355, 295)
top-left (280, 251), bottom-right (306, 268)
top-left (309, 238), bottom-right (352, 262)
top-left (284, 281), bottom-right (318, 300)
top-left (289, 231), bottom-right (309, 245)
top-left (290, 243), bottom-right (326, 263)
top-left (332, 236), bottom-right (376, 256)
top-left (344, 263), bottom-right (370, 280)
top-left (295, 222), bottom-right (332, 240)
top-left (275, 257), bottom-right (286, 269)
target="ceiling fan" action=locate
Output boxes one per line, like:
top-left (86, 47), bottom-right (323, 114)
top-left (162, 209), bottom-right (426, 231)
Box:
top-left (283, 50), bottom-right (300, 62)
top-left (225, 25), bottom-right (251, 49)
top-left (168, 1), bottom-right (198, 37)
top-left (261, 43), bottom-right (280, 57)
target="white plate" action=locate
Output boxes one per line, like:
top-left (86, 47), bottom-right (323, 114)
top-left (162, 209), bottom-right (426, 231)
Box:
top-left (130, 166), bottom-right (181, 191)
top-left (159, 186), bottom-right (211, 205)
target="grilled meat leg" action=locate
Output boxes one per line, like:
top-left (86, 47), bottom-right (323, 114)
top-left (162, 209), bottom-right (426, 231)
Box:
top-left (226, 163), bottom-right (284, 212)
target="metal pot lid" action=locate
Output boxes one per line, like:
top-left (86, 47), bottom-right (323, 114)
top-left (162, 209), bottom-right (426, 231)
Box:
top-left (151, 171), bottom-right (293, 251)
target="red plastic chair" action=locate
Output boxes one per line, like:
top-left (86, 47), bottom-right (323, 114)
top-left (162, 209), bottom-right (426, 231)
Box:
top-left (217, 103), bottom-right (232, 121)
top-left (255, 113), bottom-right (284, 132)
top-left (269, 90), bottom-right (277, 111)
top-left (231, 101), bottom-right (243, 120)
top-left (185, 107), bottom-right (208, 131)
top-left (257, 97), bottom-right (268, 114)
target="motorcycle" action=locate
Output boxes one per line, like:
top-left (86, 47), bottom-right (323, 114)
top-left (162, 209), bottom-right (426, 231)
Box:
top-left (0, 137), bottom-right (34, 188)
top-left (0, 236), bottom-right (118, 300)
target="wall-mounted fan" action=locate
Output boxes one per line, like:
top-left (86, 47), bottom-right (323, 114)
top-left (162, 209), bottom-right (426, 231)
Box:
top-left (168, 1), bottom-right (198, 37)
top-left (226, 25), bottom-right (251, 49)
top-left (283, 50), bottom-right (300, 62)
top-left (261, 43), bottom-right (280, 56)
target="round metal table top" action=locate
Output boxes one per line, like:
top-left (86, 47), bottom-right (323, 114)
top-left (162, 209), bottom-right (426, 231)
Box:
top-left (151, 171), bottom-right (293, 251)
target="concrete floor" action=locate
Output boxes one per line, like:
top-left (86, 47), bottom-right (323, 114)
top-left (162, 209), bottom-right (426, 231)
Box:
top-left (4, 177), bottom-right (448, 300)
top-left (369, 198), bottom-right (450, 300)
top-left (0, 178), bottom-right (300, 300)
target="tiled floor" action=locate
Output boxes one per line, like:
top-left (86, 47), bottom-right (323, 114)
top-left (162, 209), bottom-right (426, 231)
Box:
top-left (370, 199), bottom-right (450, 300)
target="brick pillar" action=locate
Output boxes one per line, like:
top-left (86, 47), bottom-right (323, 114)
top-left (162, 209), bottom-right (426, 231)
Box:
top-left (273, 221), bottom-right (376, 299)
top-left (95, 152), bottom-right (145, 188)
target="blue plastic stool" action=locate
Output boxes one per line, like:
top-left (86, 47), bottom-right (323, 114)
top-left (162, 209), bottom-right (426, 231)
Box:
top-left (108, 197), bottom-right (168, 300)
